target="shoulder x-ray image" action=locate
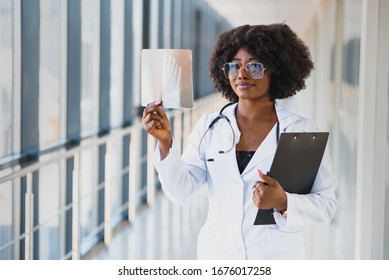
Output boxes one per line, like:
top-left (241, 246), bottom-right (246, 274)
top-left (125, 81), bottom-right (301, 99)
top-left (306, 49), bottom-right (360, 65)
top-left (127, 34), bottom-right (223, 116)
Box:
top-left (141, 49), bottom-right (194, 109)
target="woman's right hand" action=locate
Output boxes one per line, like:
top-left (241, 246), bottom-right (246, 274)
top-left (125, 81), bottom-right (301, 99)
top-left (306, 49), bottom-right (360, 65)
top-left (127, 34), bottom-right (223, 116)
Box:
top-left (142, 101), bottom-right (172, 158)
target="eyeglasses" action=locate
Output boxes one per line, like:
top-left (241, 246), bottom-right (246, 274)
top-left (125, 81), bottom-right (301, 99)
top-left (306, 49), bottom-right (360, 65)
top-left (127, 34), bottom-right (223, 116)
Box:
top-left (222, 62), bottom-right (266, 80)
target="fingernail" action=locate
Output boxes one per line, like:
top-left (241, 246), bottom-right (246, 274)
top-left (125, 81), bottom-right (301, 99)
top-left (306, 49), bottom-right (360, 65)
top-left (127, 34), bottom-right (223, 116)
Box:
top-left (257, 169), bottom-right (263, 177)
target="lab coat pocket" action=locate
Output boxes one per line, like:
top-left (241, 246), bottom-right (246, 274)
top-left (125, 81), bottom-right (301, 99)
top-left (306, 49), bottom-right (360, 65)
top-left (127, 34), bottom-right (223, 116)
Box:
top-left (268, 226), bottom-right (305, 259)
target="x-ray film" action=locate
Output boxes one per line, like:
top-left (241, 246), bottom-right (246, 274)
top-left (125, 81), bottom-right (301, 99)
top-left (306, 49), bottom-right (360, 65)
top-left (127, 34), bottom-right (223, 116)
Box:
top-left (141, 49), bottom-right (194, 109)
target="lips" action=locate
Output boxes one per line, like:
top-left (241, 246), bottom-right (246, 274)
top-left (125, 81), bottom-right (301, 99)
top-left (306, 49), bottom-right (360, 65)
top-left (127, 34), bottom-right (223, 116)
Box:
top-left (236, 81), bottom-right (255, 90)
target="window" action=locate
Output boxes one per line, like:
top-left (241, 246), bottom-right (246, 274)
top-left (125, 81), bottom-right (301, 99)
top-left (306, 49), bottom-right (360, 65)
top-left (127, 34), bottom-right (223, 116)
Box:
top-left (80, 0), bottom-right (100, 137)
top-left (0, 0), bottom-right (14, 159)
top-left (79, 146), bottom-right (99, 255)
top-left (39, 0), bottom-right (67, 148)
top-left (110, 136), bottom-right (123, 226)
top-left (110, 0), bottom-right (124, 128)
top-left (38, 160), bottom-right (65, 259)
top-left (335, 0), bottom-right (362, 259)
top-left (385, 78), bottom-right (389, 259)
top-left (131, 0), bottom-right (143, 107)
top-left (0, 181), bottom-right (13, 259)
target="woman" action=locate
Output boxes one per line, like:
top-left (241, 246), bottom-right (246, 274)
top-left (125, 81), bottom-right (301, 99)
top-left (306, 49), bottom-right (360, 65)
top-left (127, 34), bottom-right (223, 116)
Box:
top-left (142, 23), bottom-right (339, 259)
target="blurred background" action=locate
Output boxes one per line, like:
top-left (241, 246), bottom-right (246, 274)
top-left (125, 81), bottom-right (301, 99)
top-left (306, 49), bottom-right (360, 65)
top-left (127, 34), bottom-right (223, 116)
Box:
top-left (0, 0), bottom-right (388, 260)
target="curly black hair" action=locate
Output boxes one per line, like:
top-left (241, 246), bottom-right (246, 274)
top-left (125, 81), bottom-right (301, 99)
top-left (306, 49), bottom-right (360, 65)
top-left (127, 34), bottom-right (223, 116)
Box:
top-left (209, 23), bottom-right (314, 102)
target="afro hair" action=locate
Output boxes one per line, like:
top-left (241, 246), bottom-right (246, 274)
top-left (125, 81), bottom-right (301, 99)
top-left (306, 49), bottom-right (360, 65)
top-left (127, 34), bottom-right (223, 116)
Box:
top-left (209, 23), bottom-right (314, 102)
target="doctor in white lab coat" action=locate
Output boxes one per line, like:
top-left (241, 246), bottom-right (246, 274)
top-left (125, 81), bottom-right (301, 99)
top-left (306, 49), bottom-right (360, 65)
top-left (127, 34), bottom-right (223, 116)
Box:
top-left (142, 23), bottom-right (339, 260)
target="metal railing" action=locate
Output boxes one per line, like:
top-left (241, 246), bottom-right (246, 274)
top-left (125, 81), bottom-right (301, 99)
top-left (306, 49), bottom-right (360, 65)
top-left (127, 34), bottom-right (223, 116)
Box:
top-left (0, 93), bottom-right (225, 260)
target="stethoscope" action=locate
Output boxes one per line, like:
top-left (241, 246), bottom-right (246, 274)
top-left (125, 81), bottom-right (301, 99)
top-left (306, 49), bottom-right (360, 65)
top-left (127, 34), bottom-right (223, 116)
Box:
top-left (198, 102), bottom-right (280, 162)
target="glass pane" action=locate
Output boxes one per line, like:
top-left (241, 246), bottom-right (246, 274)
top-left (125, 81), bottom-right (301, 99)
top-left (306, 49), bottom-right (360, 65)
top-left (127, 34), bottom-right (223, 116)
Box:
top-left (110, 137), bottom-right (123, 226)
top-left (0, 181), bottom-right (13, 259)
top-left (39, 161), bottom-right (62, 259)
top-left (138, 130), bottom-right (148, 206)
top-left (336, 0), bottom-right (362, 259)
top-left (39, 0), bottom-right (66, 147)
top-left (79, 147), bottom-right (99, 254)
top-left (81, 0), bottom-right (100, 136)
top-left (385, 64), bottom-right (389, 259)
top-left (0, 0), bottom-right (13, 158)
top-left (110, 0), bottom-right (124, 127)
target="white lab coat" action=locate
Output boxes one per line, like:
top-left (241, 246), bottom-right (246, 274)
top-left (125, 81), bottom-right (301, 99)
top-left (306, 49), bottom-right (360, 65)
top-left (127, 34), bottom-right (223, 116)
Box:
top-left (153, 101), bottom-right (339, 259)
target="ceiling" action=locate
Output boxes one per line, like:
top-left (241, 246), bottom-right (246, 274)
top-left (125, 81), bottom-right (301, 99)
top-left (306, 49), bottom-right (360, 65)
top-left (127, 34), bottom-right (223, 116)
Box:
top-left (204, 0), bottom-right (321, 35)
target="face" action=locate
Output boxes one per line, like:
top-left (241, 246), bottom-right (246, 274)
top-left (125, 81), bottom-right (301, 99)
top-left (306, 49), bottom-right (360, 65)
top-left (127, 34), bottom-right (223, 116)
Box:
top-left (226, 48), bottom-right (271, 101)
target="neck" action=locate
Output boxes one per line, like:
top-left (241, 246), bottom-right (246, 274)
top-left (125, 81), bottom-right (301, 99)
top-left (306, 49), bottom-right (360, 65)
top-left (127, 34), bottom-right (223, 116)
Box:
top-left (236, 100), bottom-right (276, 122)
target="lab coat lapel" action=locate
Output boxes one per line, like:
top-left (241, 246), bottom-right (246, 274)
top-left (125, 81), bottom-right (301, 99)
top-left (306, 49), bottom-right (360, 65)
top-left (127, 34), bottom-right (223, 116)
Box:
top-left (240, 124), bottom-right (278, 176)
top-left (274, 100), bottom-right (301, 133)
top-left (240, 101), bottom-right (300, 176)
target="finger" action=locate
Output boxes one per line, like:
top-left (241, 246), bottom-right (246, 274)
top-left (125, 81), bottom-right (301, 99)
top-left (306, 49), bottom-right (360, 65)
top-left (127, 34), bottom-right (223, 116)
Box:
top-left (144, 119), bottom-right (162, 133)
top-left (147, 100), bottom-right (163, 108)
top-left (143, 103), bottom-right (165, 122)
top-left (153, 120), bottom-right (162, 129)
top-left (252, 190), bottom-right (259, 202)
top-left (252, 195), bottom-right (258, 207)
top-left (257, 170), bottom-right (277, 186)
top-left (257, 169), bottom-right (270, 184)
top-left (263, 176), bottom-right (277, 186)
top-left (252, 190), bottom-right (262, 208)
top-left (252, 182), bottom-right (261, 196)
top-left (143, 116), bottom-right (162, 133)
top-left (252, 182), bottom-right (261, 193)
top-left (252, 186), bottom-right (262, 200)
top-left (150, 104), bottom-right (169, 126)
top-left (143, 101), bottom-right (163, 117)
top-left (256, 181), bottom-right (270, 192)
top-left (144, 110), bottom-right (164, 125)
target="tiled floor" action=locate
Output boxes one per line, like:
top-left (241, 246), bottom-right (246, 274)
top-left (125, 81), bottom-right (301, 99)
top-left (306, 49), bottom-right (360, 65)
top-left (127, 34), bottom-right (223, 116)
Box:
top-left (84, 190), bottom-right (208, 260)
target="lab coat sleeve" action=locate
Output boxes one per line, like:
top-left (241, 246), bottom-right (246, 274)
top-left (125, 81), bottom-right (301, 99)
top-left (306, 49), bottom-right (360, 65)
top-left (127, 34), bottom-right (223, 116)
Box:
top-left (274, 119), bottom-right (340, 228)
top-left (153, 114), bottom-right (210, 205)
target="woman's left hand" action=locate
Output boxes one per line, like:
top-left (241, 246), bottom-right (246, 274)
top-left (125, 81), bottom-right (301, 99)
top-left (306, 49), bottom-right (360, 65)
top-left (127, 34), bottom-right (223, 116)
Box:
top-left (252, 170), bottom-right (287, 212)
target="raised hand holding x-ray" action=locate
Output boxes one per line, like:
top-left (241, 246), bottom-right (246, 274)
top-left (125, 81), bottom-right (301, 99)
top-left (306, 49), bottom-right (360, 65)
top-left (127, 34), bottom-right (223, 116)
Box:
top-left (141, 49), bottom-right (193, 109)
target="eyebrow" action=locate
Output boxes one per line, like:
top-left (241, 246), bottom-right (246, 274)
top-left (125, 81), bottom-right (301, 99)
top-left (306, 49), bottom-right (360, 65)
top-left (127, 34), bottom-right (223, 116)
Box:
top-left (231, 57), bottom-right (259, 62)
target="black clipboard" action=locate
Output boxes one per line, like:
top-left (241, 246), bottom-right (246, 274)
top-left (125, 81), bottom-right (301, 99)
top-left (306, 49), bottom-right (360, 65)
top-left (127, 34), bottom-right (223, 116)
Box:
top-left (254, 132), bottom-right (329, 225)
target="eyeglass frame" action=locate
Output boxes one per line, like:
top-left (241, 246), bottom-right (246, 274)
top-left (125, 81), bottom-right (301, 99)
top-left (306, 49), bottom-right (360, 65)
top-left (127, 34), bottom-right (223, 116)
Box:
top-left (221, 62), bottom-right (266, 80)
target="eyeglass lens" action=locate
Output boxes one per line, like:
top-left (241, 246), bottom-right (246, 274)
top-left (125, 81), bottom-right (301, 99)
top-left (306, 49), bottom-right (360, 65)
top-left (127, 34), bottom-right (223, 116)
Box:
top-left (223, 62), bottom-right (264, 79)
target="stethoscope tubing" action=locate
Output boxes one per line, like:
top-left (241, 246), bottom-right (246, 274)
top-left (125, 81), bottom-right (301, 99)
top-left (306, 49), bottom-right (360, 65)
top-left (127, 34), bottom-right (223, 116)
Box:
top-left (198, 102), bottom-right (280, 162)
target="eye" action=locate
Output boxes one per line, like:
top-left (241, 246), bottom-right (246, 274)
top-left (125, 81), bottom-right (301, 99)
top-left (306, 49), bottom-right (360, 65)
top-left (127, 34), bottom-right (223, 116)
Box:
top-left (248, 63), bottom-right (262, 70)
top-left (229, 63), bottom-right (240, 69)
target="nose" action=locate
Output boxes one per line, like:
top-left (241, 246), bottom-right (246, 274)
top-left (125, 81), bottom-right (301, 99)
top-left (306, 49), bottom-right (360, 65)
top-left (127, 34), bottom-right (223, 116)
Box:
top-left (237, 66), bottom-right (250, 79)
